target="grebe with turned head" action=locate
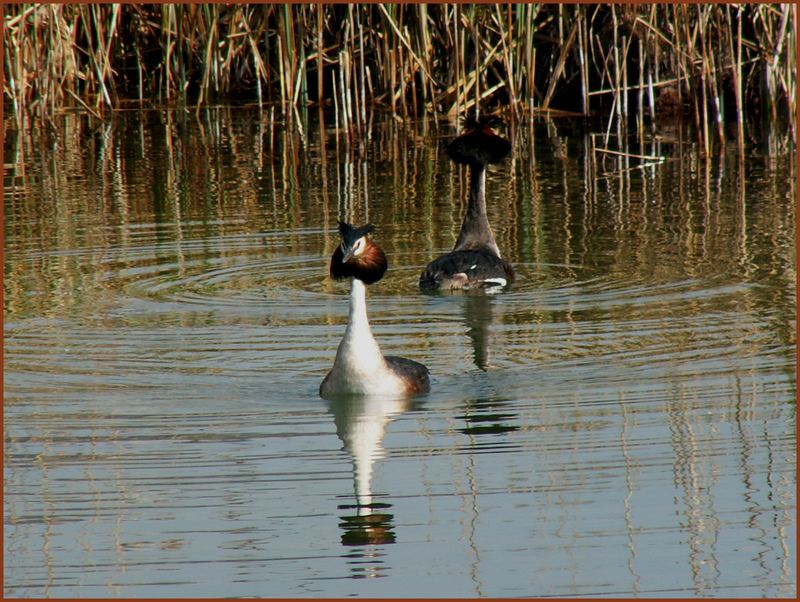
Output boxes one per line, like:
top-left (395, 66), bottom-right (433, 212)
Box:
top-left (320, 222), bottom-right (430, 399)
top-left (419, 113), bottom-right (514, 291)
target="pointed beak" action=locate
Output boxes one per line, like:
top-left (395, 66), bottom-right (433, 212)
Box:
top-left (341, 247), bottom-right (354, 263)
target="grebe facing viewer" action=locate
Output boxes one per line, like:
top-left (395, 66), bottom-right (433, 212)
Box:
top-left (320, 222), bottom-right (430, 399)
top-left (419, 114), bottom-right (514, 291)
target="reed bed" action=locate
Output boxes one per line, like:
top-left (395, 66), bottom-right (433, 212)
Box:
top-left (4, 3), bottom-right (796, 154)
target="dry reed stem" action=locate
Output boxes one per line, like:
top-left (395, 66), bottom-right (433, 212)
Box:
top-left (1, 2), bottom-right (793, 155)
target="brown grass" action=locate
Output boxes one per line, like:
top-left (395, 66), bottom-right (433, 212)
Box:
top-left (3, 3), bottom-right (796, 154)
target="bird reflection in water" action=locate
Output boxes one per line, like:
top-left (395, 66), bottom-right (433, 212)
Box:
top-left (329, 395), bottom-right (416, 574)
top-left (459, 293), bottom-right (520, 436)
top-left (463, 292), bottom-right (493, 371)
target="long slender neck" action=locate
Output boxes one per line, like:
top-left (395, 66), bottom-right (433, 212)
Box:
top-left (346, 279), bottom-right (372, 337)
top-left (339, 278), bottom-right (383, 364)
top-left (453, 164), bottom-right (501, 256)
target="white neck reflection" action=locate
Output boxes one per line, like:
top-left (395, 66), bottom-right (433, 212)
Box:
top-left (329, 395), bottom-right (412, 514)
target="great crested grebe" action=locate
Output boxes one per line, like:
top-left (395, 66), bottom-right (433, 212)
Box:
top-left (419, 114), bottom-right (514, 291)
top-left (320, 222), bottom-right (430, 399)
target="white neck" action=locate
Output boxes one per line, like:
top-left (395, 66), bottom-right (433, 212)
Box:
top-left (343, 279), bottom-right (381, 353)
top-left (333, 279), bottom-right (388, 380)
top-left (320, 278), bottom-right (410, 397)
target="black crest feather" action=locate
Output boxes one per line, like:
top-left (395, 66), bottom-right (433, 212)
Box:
top-left (338, 221), bottom-right (374, 247)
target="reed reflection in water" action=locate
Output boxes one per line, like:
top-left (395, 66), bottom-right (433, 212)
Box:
top-left (3, 108), bottom-right (796, 597)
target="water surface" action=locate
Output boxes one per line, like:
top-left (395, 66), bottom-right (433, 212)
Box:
top-left (4, 109), bottom-right (796, 597)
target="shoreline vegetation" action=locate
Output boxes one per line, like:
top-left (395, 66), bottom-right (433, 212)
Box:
top-left (3, 3), bottom-right (796, 155)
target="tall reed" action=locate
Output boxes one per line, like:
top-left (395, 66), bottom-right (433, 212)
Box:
top-left (3, 3), bottom-right (795, 153)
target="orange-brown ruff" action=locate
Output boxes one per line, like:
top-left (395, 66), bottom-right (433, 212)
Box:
top-left (419, 114), bottom-right (514, 291)
top-left (320, 222), bottom-right (430, 399)
top-left (329, 237), bottom-right (387, 285)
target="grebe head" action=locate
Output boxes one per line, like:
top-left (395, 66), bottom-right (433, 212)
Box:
top-left (330, 221), bottom-right (388, 285)
top-left (447, 111), bottom-right (512, 167)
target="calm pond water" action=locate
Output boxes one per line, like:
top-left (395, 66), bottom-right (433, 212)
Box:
top-left (4, 108), bottom-right (796, 597)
